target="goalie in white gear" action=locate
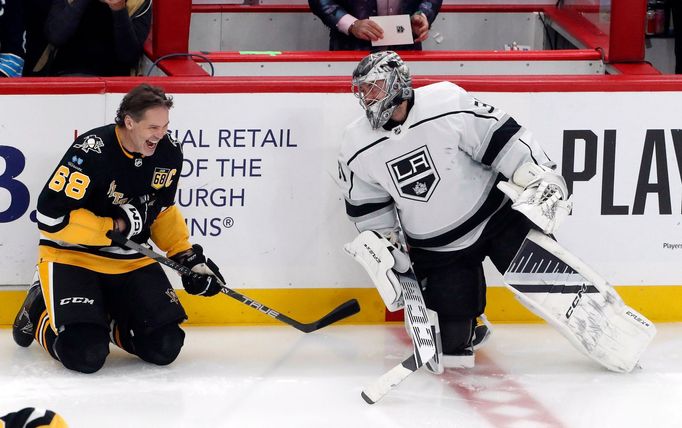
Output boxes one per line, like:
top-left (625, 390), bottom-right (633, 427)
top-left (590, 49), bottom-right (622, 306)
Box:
top-left (338, 51), bottom-right (574, 368)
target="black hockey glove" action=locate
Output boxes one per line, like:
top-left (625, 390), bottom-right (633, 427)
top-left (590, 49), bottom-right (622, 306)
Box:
top-left (170, 244), bottom-right (224, 297)
top-left (114, 195), bottom-right (154, 239)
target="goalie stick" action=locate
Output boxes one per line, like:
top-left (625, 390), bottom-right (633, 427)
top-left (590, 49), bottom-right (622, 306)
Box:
top-left (108, 231), bottom-right (360, 333)
top-left (361, 270), bottom-right (439, 404)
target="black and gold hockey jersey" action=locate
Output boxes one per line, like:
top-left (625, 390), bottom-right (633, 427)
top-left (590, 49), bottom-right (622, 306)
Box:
top-left (36, 124), bottom-right (191, 274)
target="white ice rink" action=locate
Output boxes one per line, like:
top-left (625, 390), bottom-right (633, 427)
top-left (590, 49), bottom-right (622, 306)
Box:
top-left (2, 323), bottom-right (681, 428)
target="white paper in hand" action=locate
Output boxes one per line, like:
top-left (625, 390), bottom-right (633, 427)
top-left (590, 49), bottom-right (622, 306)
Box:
top-left (370, 14), bottom-right (414, 46)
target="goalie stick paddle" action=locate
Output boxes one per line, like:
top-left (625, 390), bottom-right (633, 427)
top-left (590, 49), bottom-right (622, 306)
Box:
top-left (107, 231), bottom-right (360, 333)
top-left (361, 270), bottom-right (438, 404)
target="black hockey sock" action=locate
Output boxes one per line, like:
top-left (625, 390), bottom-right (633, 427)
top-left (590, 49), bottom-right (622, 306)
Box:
top-left (35, 309), bottom-right (59, 361)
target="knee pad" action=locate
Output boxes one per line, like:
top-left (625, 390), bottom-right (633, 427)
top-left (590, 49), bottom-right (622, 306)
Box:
top-left (54, 324), bottom-right (110, 374)
top-left (133, 323), bottom-right (185, 366)
top-left (440, 319), bottom-right (475, 355)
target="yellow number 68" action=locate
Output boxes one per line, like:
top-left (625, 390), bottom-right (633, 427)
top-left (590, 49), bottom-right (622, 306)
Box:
top-left (48, 165), bottom-right (91, 200)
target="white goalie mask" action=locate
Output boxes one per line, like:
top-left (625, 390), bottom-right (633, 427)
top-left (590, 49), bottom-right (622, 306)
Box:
top-left (352, 51), bottom-right (413, 130)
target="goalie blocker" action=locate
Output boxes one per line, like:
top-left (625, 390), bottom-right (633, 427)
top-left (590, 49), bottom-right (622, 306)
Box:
top-left (343, 230), bottom-right (411, 312)
top-left (504, 229), bottom-right (656, 373)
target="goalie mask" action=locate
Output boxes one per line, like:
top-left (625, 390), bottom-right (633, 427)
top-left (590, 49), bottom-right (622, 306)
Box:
top-left (352, 51), bottom-right (413, 130)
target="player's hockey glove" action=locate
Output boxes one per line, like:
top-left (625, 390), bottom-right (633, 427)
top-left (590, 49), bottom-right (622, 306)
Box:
top-left (170, 244), bottom-right (224, 297)
top-left (497, 162), bottom-right (572, 235)
top-left (344, 230), bottom-right (410, 312)
top-left (114, 195), bottom-right (154, 239)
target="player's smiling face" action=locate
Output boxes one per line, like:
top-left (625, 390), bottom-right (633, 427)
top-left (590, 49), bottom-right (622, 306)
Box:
top-left (126, 106), bottom-right (170, 156)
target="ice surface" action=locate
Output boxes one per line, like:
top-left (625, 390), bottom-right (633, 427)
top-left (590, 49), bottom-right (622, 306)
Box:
top-left (1, 323), bottom-right (680, 428)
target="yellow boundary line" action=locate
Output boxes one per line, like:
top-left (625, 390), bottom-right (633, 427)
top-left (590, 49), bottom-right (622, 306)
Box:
top-left (0, 286), bottom-right (679, 326)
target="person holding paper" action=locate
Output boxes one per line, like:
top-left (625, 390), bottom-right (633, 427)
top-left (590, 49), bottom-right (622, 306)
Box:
top-left (308, 0), bottom-right (441, 51)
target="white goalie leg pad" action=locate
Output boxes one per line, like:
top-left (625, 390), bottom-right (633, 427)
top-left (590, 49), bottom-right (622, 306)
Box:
top-left (344, 230), bottom-right (409, 312)
top-left (504, 230), bottom-right (656, 373)
top-left (442, 354), bottom-right (475, 369)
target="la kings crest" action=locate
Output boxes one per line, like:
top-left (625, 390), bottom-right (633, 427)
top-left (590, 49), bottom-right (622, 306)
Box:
top-left (386, 146), bottom-right (440, 202)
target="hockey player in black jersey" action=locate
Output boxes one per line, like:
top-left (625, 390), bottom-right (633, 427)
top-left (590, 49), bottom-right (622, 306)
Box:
top-left (341, 51), bottom-right (654, 375)
top-left (0, 408), bottom-right (68, 428)
top-left (12, 84), bottom-right (224, 374)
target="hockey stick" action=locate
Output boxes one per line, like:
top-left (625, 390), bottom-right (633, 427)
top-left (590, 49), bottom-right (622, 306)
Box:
top-left (107, 231), bottom-right (360, 333)
top-left (362, 354), bottom-right (419, 404)
top-left (361, 270), bottom-right (439, 404)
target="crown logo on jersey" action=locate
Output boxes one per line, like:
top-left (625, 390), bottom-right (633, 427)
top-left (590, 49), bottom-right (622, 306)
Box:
top-left (386, 146), bottom-right (440, 202)
top-left (412, 182), bottom-right (428, 195)
top-left (73, 135), bottom-right (104, 154)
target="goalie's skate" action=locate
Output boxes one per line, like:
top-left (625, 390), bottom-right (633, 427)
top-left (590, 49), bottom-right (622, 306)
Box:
top-left (473, 314), bottom-right (493, 350)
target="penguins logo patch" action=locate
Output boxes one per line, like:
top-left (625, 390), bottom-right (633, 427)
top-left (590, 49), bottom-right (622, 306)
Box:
top-left (73, 135), bottom-right (104, 154)
top-left (386, 146), bottom-right (440, 202)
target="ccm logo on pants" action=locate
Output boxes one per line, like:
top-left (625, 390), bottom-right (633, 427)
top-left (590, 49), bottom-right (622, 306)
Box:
top-left (59, 297), bottom-right (95, 305)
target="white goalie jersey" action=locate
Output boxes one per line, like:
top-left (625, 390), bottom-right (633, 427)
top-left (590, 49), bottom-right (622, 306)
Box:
top-left (337, 81), bottom-right (552, 252)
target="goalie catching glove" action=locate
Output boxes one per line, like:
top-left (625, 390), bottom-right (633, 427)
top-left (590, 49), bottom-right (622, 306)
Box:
top-left (497, 162), bottom-right (572, 235)
top-left (343, 230), bottom-right (411, 312)
top-left (170, 244), bottom-right (224, 297)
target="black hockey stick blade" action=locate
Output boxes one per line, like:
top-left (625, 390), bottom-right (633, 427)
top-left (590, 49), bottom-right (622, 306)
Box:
top-left (107, 231), bottom-right (360, 333)
top-left (296, 298), bottom-right (360, 333)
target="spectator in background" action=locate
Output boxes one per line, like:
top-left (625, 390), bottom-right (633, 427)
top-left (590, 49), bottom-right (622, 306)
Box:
top-left (41, 0), bottom-right (151, 76)
top-left (0, 0), bottom-right (25, 77)
top-left (22, 0), bottom-right (51, 76)
top-left (672, 1), bottom-right (681, 74)
top-left (309, 0), bottom-right (441, 51)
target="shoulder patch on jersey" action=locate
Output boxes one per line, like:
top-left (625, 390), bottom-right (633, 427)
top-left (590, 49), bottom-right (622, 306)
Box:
top-left (73, 135), bottom-right (104, 154)
top-left (151, 167), bottom-right (177, 190)
top-left (67, 155), bottom-right (85, 171)
top-left (386, 146), bottom-right (440, 202)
